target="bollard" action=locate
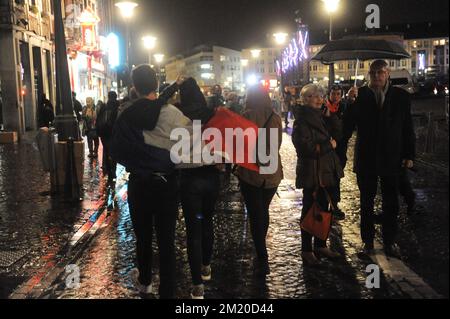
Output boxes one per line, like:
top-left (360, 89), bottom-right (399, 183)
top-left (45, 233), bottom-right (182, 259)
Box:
top-left (48, 128), bottom-right (59, 194)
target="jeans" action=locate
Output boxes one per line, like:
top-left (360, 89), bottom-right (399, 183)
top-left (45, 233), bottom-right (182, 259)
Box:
top-left (357, 174), bottom-right (399, 246)
top-left (240, 180), bottom-right (278, 261)
top-left (128, 172), bottom-right (178, 298)
top-left (301, 188), bottom-right (331, 252)
top-left (180, 166), bottom-right (220, 285)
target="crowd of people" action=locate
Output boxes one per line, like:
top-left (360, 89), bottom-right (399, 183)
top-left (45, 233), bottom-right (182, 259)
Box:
top-left (38, 59), bottom-right (415, 299)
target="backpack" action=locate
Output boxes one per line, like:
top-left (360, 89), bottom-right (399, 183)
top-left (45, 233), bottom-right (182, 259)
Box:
top-left (96, 103), bottom-right (116, 137)
top-left (110, 110), bottom-right (175, 175)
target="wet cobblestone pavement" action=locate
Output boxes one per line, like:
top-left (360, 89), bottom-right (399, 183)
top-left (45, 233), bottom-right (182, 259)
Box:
top-left (1, 99), bottom-right (448, 299)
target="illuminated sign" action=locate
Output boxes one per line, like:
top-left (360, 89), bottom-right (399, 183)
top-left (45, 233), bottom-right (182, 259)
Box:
top-left (79, 8), bottom-right (100, 50)
top-left (107, 33), bottom-right (120, 69)
top-left (418, 52), bottom-right (426, 70)
top-left (278, 30), bottom-right (309, 74)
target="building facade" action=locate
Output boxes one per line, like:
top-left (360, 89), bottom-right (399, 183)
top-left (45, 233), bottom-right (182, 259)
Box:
top-left (0, 0), bottom-right (115, 135)
top-left (241, 47), bottom-right (280, 92)
top-left (309, 34), bottom-right (449, 83)
top-left (165, 45), bottom-right (243, 93)
top-left (0, 0), bottom-right (56, 133)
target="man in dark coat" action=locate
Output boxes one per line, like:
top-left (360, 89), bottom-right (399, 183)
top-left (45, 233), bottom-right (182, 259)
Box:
top-left (344, 60), bottom-right (416, 257)
top-left (72, 92), bottom-right (83, 123)
top-left (38, 94), bottom-right (54, 128)
top-left (97, 91), bottom-right (120, 183)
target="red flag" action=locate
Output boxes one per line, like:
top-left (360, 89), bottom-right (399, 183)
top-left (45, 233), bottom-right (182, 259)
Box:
top-left (203, 107), bottom-right (259, 172)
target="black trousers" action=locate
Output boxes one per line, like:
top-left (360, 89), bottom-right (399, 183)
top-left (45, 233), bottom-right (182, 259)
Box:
top-left (301, 187), bottom-right (333, 252)
top-left (399, 168), bottom-right (415, 205)
top-left (87, 136), bottom-right (99, 154)
top-left (100, 137), bottom-right (116, 180)
top-left (332, 144), bottom-right (348, 204)
top-left (128, 172), bottom-right (178, 299)
top-left (180, 166), bottom-right (220, 285)
top-left (240, 180), bottom-right (277, 261)
top-left (356, 174), bottom-right (399, 246)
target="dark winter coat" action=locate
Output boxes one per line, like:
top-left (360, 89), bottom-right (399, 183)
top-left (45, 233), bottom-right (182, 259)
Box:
top-left (39, 99), bottom-right (54, 128)
top-left (96, 99), bottom-right (119, 139)
top-left (343, 85), bottom-right (416, 176)
top-left (323, 100), bottom-right (348, 167)
top-left (292, 105), bottom-right (344, 189)
top-left (73, 98), bottom-right (83, 122)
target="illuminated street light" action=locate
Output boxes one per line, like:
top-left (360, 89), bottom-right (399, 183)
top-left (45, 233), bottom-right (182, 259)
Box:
top-left (142, 35), bottom-right (157, 65)
top-left (142, 35), bottom-right (157, 50)
top-left (322, 0), bottom-right (340, 88)
top-left (250, 49), bottom-right (261, 58)
top-left (153, 53), bottom-right (164, 64)
top-left (115, 1), bottom-right (138, 19)
top-left (273, 32), bottom-right (288, 45)
top-left (322, 0), bottom-right (340, 14)
top-left (115, 1), bottom-right (138, 94)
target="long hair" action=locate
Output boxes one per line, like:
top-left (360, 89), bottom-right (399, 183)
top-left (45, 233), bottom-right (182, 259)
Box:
top-left (245, 86), bottom-right (272, 112)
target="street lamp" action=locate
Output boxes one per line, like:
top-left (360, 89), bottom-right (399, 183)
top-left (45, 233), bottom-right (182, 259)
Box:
top-left (322, 0), bottom-right (340, 88)
top-left (273, 32), bottom-right (288, 46)
top-left (273, 32), bottom-right (288, 94)
top-left (142, 35), bottom-right (157, 65)
top-left (52, 0), bottom-right (82, 199)
top-left (250, 49), bottom-right (261, 59)
top-left (154, 53), bottom-right (164, 64)
top-left (153, 53), bottom-right (164, 83)
top-left (115, 1), bottom-right (138, 91)
top-left (115, 1), bottom-right (138, 18)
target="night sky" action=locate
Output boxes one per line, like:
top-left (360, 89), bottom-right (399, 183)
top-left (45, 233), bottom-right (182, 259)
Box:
top-left (123, 0), bottom-right (449, 63)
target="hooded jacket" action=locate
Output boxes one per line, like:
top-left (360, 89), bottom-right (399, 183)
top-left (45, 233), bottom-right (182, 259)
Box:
top-left (178, 77), bottom-right (215, 124)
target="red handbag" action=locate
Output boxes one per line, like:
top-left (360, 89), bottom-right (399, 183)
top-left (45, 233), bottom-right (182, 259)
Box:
top-left (300, 199), bottom-right (333, 241)
top-left (300, 144), bottom-right (334, 241)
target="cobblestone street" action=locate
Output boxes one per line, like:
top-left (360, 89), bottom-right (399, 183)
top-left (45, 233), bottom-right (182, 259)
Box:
top-left (1, 114), bottom-right (447, 299)
top-left (1, 96), bottom-right (449, 299)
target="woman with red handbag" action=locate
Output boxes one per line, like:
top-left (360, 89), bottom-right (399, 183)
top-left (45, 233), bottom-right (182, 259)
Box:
top-left (292, 84), bottom-right (344, 266)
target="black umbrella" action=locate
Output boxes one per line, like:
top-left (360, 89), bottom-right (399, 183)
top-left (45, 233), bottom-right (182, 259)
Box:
top-left (311, 38), bottom-right (411, 85)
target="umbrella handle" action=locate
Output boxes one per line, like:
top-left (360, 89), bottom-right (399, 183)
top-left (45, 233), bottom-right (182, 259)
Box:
top-left (354, 58), bottom-right (359, 87)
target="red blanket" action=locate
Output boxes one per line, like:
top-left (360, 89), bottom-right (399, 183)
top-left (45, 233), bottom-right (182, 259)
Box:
top-left (203, 107), bottom-right (259, 172)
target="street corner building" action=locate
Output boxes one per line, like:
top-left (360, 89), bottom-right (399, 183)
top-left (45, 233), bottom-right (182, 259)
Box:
top-left (0, 0), bottom-right (117, 138)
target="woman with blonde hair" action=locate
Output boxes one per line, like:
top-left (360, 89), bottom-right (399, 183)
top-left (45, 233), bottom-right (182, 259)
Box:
top-left (235, 85), bottom-right (283, 277)
top-left (82, 97), bottom-right (99, 157)
top-left (292, 84), bottom-right (343, 266)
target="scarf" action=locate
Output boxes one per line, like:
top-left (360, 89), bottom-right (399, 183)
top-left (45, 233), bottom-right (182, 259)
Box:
top-left (369, 82), bottom-right (389, 110)
top-left (325, 100), bottom-right (339, 113)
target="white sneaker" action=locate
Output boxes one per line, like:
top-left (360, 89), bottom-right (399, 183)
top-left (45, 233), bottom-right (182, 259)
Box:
top-left (201, 265), bottom-right (211, 281)
top-left (130, 268), bottom-right (152, 294)
top-left (190, 284), bottom-right (204, 299)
